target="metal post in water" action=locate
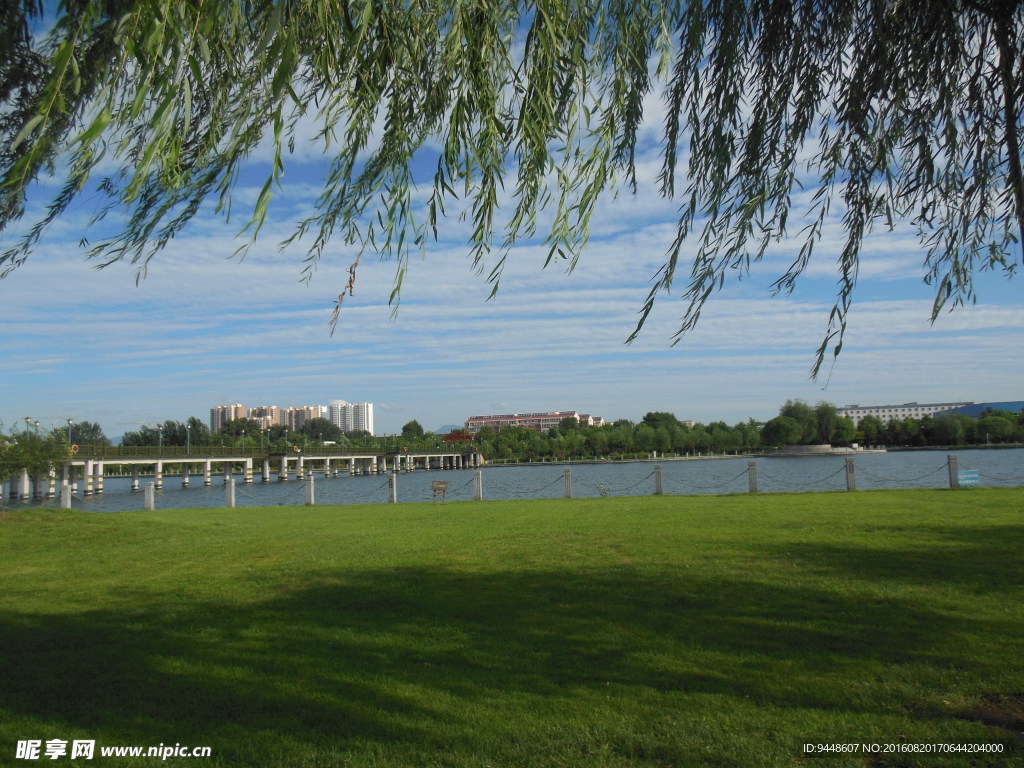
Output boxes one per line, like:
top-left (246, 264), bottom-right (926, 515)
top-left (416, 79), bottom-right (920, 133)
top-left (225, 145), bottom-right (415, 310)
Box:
top-left (748, 461), bottom-right (758, 493)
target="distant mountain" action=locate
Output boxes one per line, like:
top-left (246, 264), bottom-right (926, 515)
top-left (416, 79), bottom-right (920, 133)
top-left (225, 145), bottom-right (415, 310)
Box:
top-left (434, 424), bottom-right (463, 435)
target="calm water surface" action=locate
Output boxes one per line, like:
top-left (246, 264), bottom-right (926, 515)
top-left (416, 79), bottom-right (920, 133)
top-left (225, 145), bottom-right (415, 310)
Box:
top-left (6, 448), bottom-right (1022, 513)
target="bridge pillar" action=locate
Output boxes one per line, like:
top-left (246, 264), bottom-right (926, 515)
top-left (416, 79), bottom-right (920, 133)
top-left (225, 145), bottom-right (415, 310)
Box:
top-left (204, 460), bottom-right (212, 486)
top-left (83, 460), bottom-right (93, 496)
top-left (244, 459), bottom-right (253, 484)
top-left (131, 465), bottom-right (140, 492)
top-left (182, 462), bottom-right (190, 487)
top-left (297, 457), bottom-right (305, 480)
top-left (278, 456), bottom-right (289, 481)
top-left (155, 460), bottom-right (163, 490)
top-left (262, 458), bottom-right (271, 483)
top-left (223, 463), bottom-right (232, 485)
top-left (348, 457), bottom-right (356, 476)
top-left (95, 462), bottom-right (104, 494)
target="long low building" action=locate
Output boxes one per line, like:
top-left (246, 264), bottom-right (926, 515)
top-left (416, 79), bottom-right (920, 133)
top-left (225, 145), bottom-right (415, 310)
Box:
top-left (839, 401), bottom-right (973, 426)
top-left (465, 411), bottom-right (605, 434)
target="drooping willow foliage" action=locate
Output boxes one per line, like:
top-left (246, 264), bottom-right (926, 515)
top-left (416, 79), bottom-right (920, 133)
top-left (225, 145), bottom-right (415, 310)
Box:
top-left (1, 0), bottom-right (1022, 374)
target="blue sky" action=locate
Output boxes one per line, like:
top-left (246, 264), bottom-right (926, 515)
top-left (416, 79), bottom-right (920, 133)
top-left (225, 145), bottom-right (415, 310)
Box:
top-left (2, 88), bottom-right (1022, 440)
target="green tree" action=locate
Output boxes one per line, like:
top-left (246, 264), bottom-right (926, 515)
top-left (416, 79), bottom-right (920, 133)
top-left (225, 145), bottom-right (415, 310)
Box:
top-left (46, 420), bottom-right (109, 447)
top-left (858, 415), bottom-right (886, 446)
top-left (641, 412), bottom-right (679, 430)
top-left (760, 416), bottom-right (803, 448)
top-left (3, 1), bottom-right (1021, 374)
top-left (401, 420), bottom-right (425, 440)
top-left (0, 426), bottom-right (71, 495)
top-left (300, 417), bottom-right (343, 443)
top-left (929, 413), bottom-right (966, 446)
top-left (217, 418), bottom-right (261, 439)
top-left (977, 414), bottom-right (1017, 443)
top-left (778, 400), bottom-right (817, 444)
top-left (185, 416), bottom-right (212, 447)
top-left (121, 424), bottom-right (161, 446)
top-left (634, 424), bottom-right (656, 453)
top-left (832, 416), bottom-right (856, 446)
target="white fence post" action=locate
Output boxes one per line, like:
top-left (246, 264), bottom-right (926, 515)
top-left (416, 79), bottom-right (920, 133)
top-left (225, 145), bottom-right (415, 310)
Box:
top-left (388, 473), bottom-right (398, 504)
top-left (474, 470), bottom-right (484, 501)
top-left (226, 478), bottom-right (236, 508)
top-left (144, 482), bottom-right (156, 511)
top-left (563, 467), bottom-right (573, 499)
top-left (305, 476), bottom-right (315, 506)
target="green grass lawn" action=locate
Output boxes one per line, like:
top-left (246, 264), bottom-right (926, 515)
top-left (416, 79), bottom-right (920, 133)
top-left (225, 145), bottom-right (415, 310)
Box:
top-left (1, 489), bottom-right (1023, 767)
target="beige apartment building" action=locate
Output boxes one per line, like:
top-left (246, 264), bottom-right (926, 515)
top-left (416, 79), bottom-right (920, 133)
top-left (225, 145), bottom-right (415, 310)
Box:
top-left (465, 410), bottom-right (605, 434)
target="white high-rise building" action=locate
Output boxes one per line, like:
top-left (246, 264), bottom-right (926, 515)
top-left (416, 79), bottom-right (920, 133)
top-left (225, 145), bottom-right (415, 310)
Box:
top-left (330, 400), bottom-right (374, 434)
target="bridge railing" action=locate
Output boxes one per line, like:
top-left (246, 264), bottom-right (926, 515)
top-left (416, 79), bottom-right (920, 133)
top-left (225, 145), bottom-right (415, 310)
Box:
top-left (67, 445), bottom-right (478, 460)
top-left (70, 445), bottom-right (268, 460)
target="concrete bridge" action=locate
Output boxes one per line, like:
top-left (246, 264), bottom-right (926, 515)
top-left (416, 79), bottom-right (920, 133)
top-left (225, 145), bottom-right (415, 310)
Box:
top-left (5, 445), bottom-right (484, 501)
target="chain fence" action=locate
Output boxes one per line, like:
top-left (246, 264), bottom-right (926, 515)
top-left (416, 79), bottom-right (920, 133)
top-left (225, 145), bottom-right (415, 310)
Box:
top-left (3, 453), bottom-right (1023, 512)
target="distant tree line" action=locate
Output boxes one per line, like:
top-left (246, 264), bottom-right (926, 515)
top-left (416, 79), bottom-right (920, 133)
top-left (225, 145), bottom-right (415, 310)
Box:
top-left (461, 413), bottom-right (764, 462)
top-left (4, 403), bottom-right (1021, 478)
top-left (853, 409), bottom-right (1024, 448)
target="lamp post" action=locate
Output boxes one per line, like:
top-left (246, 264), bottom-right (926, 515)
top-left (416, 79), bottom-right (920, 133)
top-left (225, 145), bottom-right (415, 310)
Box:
top-left (186, 423), bottom-right (191, 455)
top-left (67, 419), bottom-right (74, 445)
top-left (157, 426), bottom-right (163, 452)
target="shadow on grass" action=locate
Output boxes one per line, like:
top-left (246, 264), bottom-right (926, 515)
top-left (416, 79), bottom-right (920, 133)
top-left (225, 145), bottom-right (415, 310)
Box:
top-left (1, 560), bottom-right (1018, 764)
top-left (765, 523), bottom-right (1024, 591)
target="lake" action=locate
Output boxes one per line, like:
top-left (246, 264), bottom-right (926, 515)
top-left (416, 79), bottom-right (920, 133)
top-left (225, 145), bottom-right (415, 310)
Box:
top-left (4, 448), bottom-right (1022, 513)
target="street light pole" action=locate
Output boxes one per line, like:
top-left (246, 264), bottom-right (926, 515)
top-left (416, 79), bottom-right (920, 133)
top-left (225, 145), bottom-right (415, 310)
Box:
top-left (67, 419), bottom-right (74, 445)
top-left (186, 424), bottom-right (191, 455)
